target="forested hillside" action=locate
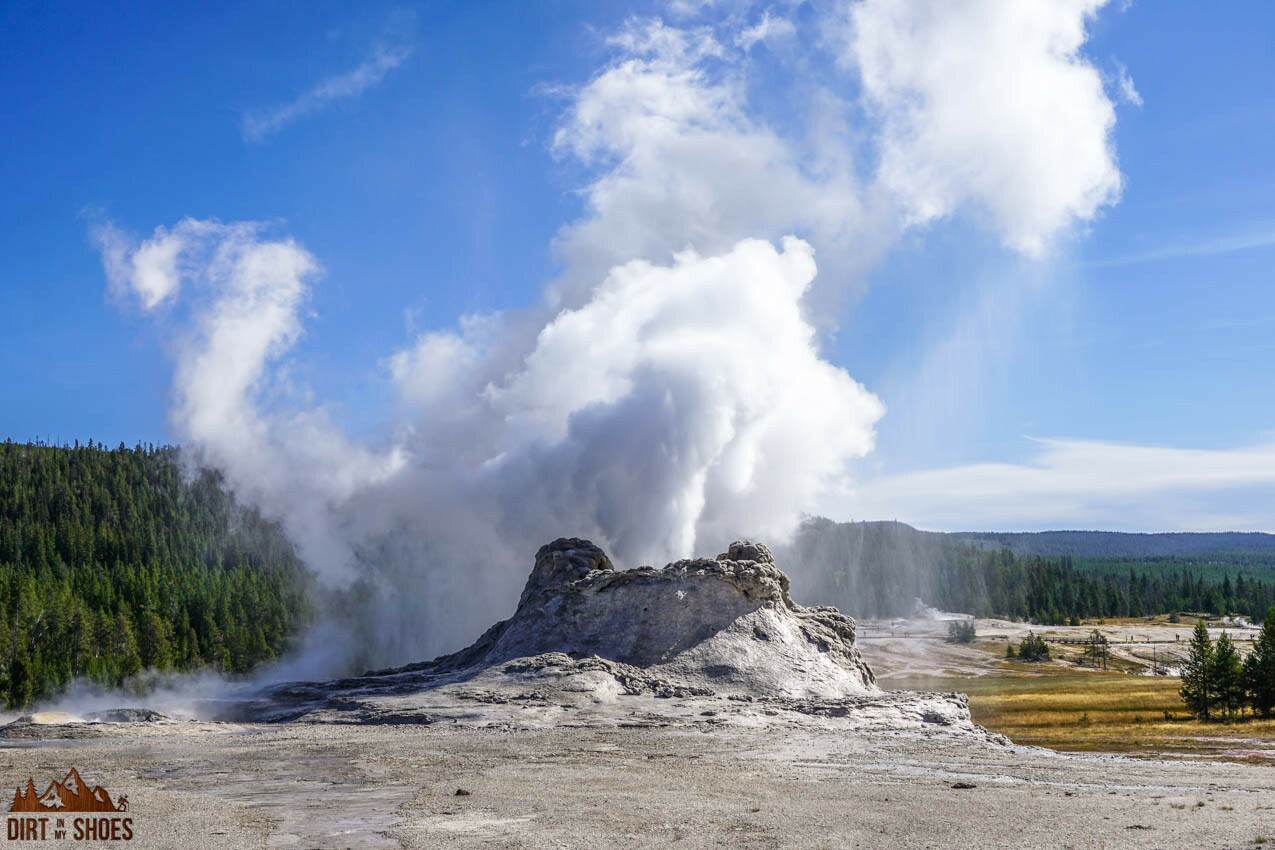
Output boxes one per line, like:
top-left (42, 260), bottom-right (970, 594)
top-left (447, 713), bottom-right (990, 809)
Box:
top-left (0, 440), bottom-right (311, 708)
top-left (926, 552), bottom-right (1275, 625)
top-left (783, 519), bottom-right (1275, 623)
top-left (6, 445), bottom-right (1273, 709)
top-left (952, 529), bottom-right (1275, 558)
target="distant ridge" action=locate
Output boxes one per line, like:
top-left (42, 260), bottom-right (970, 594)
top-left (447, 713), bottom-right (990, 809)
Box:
top-left (949, 530), bottom-right (1275, 558)
top-left (776, 519), bottom-right (1275, 621)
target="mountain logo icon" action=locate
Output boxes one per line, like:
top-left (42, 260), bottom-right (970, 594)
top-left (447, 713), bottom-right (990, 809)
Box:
top-left (9, 768), bottom-right (127, 813)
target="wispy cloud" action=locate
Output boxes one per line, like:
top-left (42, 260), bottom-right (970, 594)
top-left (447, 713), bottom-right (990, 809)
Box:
top-left (241, 44), bottom-right (411, 142)
top-left (1114, 61), bottom-right (1142, 107)
top-left (827, 438), bottom-right (1275, 532)
top-left (1092, 222), bottom-right (1275, 267)
top-left (735, 11), bottom-right (796, 50)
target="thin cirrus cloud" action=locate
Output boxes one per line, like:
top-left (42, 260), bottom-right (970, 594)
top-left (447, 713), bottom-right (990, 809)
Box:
top-left (1114, 61), bottom-right (1143, 107)
top-left (241, 44), bottom-right (412, 142)
top-left (828, 438), bottom-right (1275, 532)
top-left (1091, 222), bottom-right (1275, 268)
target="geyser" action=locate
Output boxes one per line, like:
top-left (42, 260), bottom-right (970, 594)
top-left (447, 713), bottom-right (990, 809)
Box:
top-left (391, 537), bottom-right (876, 698)
top-left (9, 539), bottom-right (989, 747)
top-left (93, 7), bottom-right (1127, 681)
top-left (236, 539), bottom-right (1001, 734)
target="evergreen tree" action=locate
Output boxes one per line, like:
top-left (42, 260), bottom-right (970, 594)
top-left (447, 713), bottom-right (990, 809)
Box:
top-left (108, 614), bottom-right (143, 680)
top-left (1082, 629), bottom-right (1109, 670)
top-left (1242, 606), bottom-right (1275, 718)
top-left (946, 620), bottom-right (976, 644)
top-left (7, 655), bottom-right (32, 709)
top-left (1210, 633), bottom-right (1244, 719)
top-left (1180, 620), bottom-right (1215, 720)
top-left (137, 610), bottom-right (173, 671)
top-left (1017, 632), bottom-right (1051, 662)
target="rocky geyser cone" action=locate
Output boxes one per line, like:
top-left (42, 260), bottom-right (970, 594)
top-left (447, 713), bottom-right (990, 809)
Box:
top-left (415, 538), bottom-right (876, 698)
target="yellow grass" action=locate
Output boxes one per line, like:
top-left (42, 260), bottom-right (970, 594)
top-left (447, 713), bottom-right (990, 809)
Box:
top-left (890, 670), bottom-right (1275, 761)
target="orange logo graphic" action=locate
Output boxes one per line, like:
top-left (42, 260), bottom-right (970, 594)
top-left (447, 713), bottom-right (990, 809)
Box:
top-left (9, 768), bottom-right (126, 814)
top-left (6, 768), bottom-right (132, 842)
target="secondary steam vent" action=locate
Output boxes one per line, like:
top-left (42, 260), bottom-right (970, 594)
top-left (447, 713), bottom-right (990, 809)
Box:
top-left (375, 537), bottom-right (877, 699)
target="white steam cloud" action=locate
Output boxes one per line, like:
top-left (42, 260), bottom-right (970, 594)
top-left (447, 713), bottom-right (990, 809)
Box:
top-left (548, 18), bottom-right (870, 306)
top-left (841, 0), bottom-right (1123, 255)
top-left (98, 222), bottom-right (882, 666)
top-left (391, 237), bottom-right (882, 568)
top-left (96, 2), bottom-right (1128, 675)
top-left (95, 219), bottom-right (405, 588)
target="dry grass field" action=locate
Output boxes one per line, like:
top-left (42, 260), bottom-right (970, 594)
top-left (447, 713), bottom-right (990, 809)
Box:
top-left (890, 669), bottom-right (1275, 762)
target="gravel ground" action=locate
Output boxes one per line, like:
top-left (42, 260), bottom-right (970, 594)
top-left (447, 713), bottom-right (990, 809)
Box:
top-left (1, 718), bottom-right (1272, 849)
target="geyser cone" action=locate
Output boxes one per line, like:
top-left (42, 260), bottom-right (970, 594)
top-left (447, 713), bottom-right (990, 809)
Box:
top-left (316, 538), bottom-right (871, 701)
top-left (428, 537), bottom-right (878, 697)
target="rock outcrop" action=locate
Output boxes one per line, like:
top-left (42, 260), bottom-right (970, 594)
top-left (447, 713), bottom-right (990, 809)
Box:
top-left (236, 539), bottom-right (993, 742)
top-left (377, 538), bottom-right (875, 699)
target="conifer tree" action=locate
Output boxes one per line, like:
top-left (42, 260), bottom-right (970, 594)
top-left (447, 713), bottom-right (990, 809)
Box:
top-left (1210, 632), bottom-right (1243, 719)
top-left (1083, 629), bottom-right (1109, 669)
top-left (1180, 620), bottom-right (1215, 720)
top-left (138, 610), bottom-right (173, 671)
top-left (1242, 606), bottom-right (1275, 718)
top-left (1017, 632), bottom-right (1051, 662)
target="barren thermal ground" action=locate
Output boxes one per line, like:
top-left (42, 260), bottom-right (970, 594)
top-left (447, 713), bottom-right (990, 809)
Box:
top-left (3, 541), bottom-right (1272, 849)
top-left (5, 718), bottom-right (1275, 849)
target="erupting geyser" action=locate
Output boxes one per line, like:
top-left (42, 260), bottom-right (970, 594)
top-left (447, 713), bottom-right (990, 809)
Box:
top-left (247, 539), bottom-right (984, 736)
top-left (394, 538), bottom-right (876, 698)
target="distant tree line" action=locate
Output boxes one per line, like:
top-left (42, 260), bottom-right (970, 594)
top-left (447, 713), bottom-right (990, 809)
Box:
top-left (954, 530), bottom-right (1275, 560)
top-left (1076, 554), bottom-right (1275, 586)
top-left (1180, 610), bottom-right (1275, 721)
top-left (0, 440), bottom-right (311, 708)
top-left (785, 519), bottom-right (1275, 623)
top-left (927, 551), bottom-right (1275, 626)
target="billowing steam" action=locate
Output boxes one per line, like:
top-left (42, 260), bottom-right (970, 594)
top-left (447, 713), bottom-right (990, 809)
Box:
top-left (91, 3), bottom-right (1127, 677)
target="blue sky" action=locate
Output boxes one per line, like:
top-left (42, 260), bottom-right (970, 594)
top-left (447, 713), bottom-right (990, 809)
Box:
top-left (2, 1), bottom-right (1274, 534)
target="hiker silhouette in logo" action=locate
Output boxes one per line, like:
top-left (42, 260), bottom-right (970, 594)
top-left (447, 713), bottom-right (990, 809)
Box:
top-left (9, 769), bottom-right (128, 813)
top-left (115, 795), bottom-right (128, 812)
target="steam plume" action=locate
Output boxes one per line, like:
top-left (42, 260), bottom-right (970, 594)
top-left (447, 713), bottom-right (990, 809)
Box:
top-left (94, 5), bottom-right (1127, 675)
